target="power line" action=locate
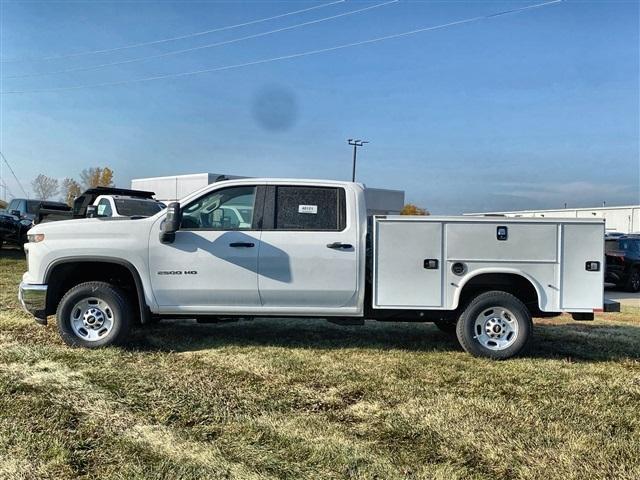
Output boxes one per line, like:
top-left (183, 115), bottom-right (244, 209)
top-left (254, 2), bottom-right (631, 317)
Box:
top-left (0, 151), bottom-right (28, 196)
top-left (0, 0), bottom-right (563, 95)
top-left (0, 179), bottom-right (14, 201)
top-left (4, 0), bottom-right (398, 79)
top-left (0, 0), bottom-right (345, 64)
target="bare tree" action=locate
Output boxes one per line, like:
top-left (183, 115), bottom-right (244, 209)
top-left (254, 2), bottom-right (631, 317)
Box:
top-left (31, 174), bottom-right (59, 200)
top-left (61, 178), bottom-right (82, 206)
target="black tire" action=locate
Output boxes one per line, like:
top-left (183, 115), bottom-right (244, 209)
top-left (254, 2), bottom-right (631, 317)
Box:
top-left (433, 320), bottom-right (457, 335)
top-left (625, 269), bottom-right (640, 293)
top-left (456, 291), bottom-right (532, 360)
top-left (56, 281), bottom-right (132, 348)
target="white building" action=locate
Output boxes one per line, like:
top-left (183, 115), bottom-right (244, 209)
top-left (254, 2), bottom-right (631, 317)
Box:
top-left (132, 173), bottom-right (405, 216)
top-left (131, 173), bottom-right (246, 202)
top-left (465, 205), bottom-right (640, 234)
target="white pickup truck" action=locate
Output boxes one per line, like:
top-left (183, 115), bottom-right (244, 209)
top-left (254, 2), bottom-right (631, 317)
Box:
top-left (19, 178), bottom-right (613, 359)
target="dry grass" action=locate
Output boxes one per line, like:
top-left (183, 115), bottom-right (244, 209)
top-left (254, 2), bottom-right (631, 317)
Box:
top-left (1, 249), bottom-right (639, 479)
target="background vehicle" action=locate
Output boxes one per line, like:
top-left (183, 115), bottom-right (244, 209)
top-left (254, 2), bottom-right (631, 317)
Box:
top-left (73, 187), bottom-right (163, 219)
top-left (19, 179), bottom-right (614, 359)
top-left (89, 194), bottom-right (165, 219)
top-left (0, 210), bottom-right (23, 248)
top-left (0, 198), bottom-right (71, 249)
top-left (605, 235), bottom-right (640, 292)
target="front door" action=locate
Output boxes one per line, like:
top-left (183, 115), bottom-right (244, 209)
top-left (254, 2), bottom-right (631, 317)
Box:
top-left (149, 185), bottom-right (262, 310)
top-left (258, 185), bottom-right (360, 309)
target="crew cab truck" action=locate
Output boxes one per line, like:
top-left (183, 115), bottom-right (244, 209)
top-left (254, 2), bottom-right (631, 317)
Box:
top-left (19, 179), bottom-right (612, 359)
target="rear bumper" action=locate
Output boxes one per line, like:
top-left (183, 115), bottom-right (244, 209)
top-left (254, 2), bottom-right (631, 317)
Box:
top-left (18, 282), bottom-right (48, 324)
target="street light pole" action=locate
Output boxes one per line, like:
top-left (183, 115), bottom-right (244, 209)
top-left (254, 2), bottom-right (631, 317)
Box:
top-left (347, 138), bottom-right (369, 182)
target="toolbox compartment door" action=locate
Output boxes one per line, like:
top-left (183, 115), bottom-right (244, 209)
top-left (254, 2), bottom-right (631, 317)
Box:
top-left (373, 219), bottom-right (443, 308)
top-left (560, 223), bottom-right (604, 310)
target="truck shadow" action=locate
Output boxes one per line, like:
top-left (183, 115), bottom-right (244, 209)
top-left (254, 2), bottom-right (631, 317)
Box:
top-left (130, 318), bottom-right (640, 362)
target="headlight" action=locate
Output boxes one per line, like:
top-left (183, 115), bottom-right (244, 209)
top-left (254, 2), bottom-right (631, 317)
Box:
top-left (27, 233), bottom-right (45, 243)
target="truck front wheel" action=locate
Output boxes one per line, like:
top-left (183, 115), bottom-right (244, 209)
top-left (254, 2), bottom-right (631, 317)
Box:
top-left (456, 291), bottom-right (532, 360)
top-left (56, 281), bottom-right (132, 348)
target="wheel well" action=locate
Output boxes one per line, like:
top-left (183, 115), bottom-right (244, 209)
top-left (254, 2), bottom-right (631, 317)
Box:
top-left (45, 260), bottom-right (148, 323)
top-left (458, 273), bottom-right (540, 313)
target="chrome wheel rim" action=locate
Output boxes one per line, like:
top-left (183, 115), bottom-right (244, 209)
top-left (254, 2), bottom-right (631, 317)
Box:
top-left (473, 307), bottom-right (519, 351)
top-left (70, 297), bottom-right (115, 341)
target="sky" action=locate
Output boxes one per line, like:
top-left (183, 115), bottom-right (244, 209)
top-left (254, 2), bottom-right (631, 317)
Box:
top-left (0, 0), bottom-right (638, 214)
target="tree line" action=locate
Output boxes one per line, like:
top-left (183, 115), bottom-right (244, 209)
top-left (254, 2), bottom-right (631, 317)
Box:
top-left (31, 167), bottom-right (115, 205)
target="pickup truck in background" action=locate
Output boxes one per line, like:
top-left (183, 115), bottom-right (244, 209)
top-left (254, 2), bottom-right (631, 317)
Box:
top-left (72, 187), bottom-right (165, 219)
top-left (19, 178), bottom-right (614, 359)
top-left (0, 199), bottom-right (71, 249)
top-left (605, 235), bottom-right (640, 292)
top-left (86, 193), bottom-right (165, 219)
top-left (0, 188), bottom-right (165, 249)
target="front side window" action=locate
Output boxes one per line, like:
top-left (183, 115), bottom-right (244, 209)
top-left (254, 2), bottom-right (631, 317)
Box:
top-left (96, 199), bottom-right (113, 217)
top-left (181, 186), bottom-right (256, 230)
top-left (274, 186), bottom-right (345, 231)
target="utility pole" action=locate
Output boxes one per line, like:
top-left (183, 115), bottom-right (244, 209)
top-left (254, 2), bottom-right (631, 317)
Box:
top-left (347, 139), bottom-right (369, 182)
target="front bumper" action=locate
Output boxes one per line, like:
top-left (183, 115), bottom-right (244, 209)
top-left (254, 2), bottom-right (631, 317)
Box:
top-left (18, 281), bottom-right (48, 324)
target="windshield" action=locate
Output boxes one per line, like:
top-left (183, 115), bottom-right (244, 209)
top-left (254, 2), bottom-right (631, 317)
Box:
top-left (617, 238), bottom-right (640, 254)
top-left (114, 198), bottom-right (164, 217)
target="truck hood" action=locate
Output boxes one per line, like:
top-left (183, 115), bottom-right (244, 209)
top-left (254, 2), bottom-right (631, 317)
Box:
top-left (29, 216), bottom-right (157, 238)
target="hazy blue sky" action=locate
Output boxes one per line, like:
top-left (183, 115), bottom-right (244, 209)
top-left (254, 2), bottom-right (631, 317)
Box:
top-left (1, 0), bottom-right (638, 213)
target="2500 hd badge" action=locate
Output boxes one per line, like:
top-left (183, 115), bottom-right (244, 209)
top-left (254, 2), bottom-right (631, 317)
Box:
top-left (157, 270), bottom-right (198, 275)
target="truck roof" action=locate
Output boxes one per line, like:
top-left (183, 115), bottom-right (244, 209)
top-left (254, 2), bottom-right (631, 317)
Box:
top-left (176, 177), bottom-right (365, 203)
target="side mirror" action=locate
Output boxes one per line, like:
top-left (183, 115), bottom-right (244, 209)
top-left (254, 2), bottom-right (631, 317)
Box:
top-left (86, 205), bottom-right (97, 218)
top-left (10, 209), bottom-right (21, 218)
top-left (160, 202), bottom-right (181, 244)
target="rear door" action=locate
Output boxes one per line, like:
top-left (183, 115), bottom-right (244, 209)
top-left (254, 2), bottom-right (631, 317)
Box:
top-left (257, 185), bottom-right (359, 309)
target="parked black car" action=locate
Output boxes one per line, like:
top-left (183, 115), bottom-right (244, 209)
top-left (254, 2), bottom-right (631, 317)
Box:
top-left (605, 235), bottom-right (640, 292)
top-left (0, 198), bottom-right (71, 249)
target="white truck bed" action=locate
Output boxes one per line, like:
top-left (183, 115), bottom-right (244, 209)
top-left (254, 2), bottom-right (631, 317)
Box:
top-left (372, 216), bottom-right (605, 313)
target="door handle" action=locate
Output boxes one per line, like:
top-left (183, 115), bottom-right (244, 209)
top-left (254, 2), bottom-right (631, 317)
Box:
top-left (229, 242), bottom-right (255, 248)
top-left (327, 242), bottom-right (353, 249)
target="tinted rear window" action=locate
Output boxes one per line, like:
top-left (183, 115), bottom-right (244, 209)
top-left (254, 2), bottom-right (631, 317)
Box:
top-left (114, 199), bottom-right (163, 217)
top-left (26, 201), bottom-right (40, 214)
top-left (274, 186), bottom-right (345, 231)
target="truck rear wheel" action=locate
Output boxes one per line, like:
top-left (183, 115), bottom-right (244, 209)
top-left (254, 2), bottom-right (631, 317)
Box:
top-left (625, 269), bottom-right (640, 292)
top-left (56, 281), bottom-right (132, 348)
top-left (456, 291), bottom-right (532, 360)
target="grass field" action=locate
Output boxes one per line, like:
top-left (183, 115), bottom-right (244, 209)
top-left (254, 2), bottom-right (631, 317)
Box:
top-left (1, 249), bottom-right (639, 479)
